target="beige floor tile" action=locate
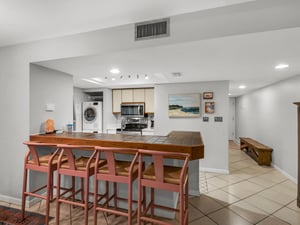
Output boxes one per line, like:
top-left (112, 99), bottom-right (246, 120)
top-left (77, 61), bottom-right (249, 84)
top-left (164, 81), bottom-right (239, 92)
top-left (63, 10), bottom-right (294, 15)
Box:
top-left (286, 200), bottom-right (300, 213)
top-left (217, 173), bottom-right (245, 184)
top-left (258, 170), bottom-right (288, 184)
top-left (207, 208), bottom-right (252, 225)
top-left (230, 160), bottom-right (253, 170)
top-left (228, 200), bottom-right (268, 224)
top-left (202, 172), bottom-right (222, 179)
top-left (206, 189), bottom-right (240, 206)
top-left (258, 188), bottom-right (296, 205)
top-left (269, 180), bottom-right (297, 199)
top-left (244, 194), bottom-right (284, 214)
top-left (189, 216), bottom-right (218, 225)
top-left (189, 195), bottom-right (224, 215)
top-left (200, 182), bottom-right (220, 193)
top-left (273, 207), bottom-right (300, 225)
top-left (207, 176), bottom-right (229, 188)
top-left (188, 203), bottom-right (205, 221)
top-left (230, 155), bottom-right (249, 163)
top-left (239, 165), bottom-right (271, 177)
top-left (229, 170), bottom-right (254, 180)
top-left (222, 180), bottom-right (264, 199)
top-left (257, 216), bottom-right (291, 225)
top-left (248, 175), bottom-right (277, 188)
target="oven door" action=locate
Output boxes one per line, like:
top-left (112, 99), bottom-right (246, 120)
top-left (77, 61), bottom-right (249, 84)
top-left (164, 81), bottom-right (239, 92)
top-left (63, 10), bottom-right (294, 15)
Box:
top-left (116, 128), bottom-right (142, 136)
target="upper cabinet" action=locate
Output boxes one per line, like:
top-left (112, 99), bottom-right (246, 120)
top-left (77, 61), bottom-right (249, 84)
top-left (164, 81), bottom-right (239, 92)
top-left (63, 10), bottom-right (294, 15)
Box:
top-left (133, 89), bottom-right (145, 102)
top-left (121, 89), bottom-right (133, 102)
top-left (112, 89), bottom-right (122, 113)
top-left (145, 88), bottom-right (154, 113)
top-left (112, 88), bottom-right (154, 114)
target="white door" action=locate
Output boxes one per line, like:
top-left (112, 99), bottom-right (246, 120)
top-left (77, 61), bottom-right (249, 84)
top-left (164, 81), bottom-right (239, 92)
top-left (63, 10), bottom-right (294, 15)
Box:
top-left (228, 97), bottom-right (236, 140)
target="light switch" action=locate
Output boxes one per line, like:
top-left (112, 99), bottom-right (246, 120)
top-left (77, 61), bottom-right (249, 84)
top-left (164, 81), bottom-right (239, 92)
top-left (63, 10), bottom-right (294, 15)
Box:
top-left (45, 103), bottom-right (55, 111)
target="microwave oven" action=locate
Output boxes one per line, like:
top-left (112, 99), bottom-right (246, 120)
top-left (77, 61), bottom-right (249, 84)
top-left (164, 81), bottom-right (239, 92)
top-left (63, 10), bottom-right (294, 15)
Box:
top-left (121, 103), bottom-right (145, 117)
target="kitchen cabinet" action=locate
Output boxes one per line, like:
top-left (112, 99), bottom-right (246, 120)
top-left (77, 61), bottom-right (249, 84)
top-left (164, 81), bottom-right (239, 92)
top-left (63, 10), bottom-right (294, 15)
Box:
top-left (133, 89), bottom-right (145, 102)
top-left (145, 88), bottom-right (154, 113)
top-left (122, 89), bottom-right (133, 102)
top-left (112, 89), bottom-right (122, 113)
top-left (112, 88), bottom-right (154, 114)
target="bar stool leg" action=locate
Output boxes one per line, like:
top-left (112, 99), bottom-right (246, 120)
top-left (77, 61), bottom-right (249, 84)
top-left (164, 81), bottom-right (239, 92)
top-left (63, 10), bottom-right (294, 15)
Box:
top-left (84, 177), bottom-right (89, 225)
top-left (128, 181), bottom-right (132, 225)
top-left (45, 168), bottom-right (52, 224)
top-left (185, 179), bottom-right (189, 224)
top-left (93, 179), bottom-right (98, 225)
top-left (151, 187), bottom-right (154, 219)
top-left (21, 167), bottom-right (28, 220)
top-left (56, 171), bottom-right (61, 225)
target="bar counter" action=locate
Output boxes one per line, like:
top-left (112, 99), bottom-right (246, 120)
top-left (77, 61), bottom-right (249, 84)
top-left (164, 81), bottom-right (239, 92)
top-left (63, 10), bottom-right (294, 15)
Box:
top-left (30, 130), bottom-right (204, 160)
top-left (30, 130), bottom-right (204, 201)
top-left (29, 130), bottom-right (204, 217)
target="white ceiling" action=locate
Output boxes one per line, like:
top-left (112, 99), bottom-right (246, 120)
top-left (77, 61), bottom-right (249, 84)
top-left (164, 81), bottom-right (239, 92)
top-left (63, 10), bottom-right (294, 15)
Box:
top-left (2, 0), bottom-right (300, 96)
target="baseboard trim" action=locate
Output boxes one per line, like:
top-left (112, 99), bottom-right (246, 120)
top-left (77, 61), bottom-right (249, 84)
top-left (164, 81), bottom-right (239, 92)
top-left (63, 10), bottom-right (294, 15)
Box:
top-left (273, 164), bottom-right (297, 184)
top-left (0, 194), bottom-right (21, 206)
top-left (0, 194), bottom-right (42, 208)
top-left (200, 167), bottom-right (229, 174)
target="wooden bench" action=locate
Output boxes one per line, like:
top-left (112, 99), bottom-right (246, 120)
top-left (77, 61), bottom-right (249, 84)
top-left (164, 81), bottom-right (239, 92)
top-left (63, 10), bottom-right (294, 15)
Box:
top-left (239, 137), bottom-right (273, 166)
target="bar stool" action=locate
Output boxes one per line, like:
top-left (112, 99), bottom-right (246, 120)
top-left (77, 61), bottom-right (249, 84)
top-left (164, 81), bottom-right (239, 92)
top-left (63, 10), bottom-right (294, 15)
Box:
top-left (93, 146), bottom-right (140, 225)
top-left (21, 141), bottom-right (65, 225)
top-left (55, 144), bottom-right (107, 225)
top-left (137, 149), bottom-right (190, 225)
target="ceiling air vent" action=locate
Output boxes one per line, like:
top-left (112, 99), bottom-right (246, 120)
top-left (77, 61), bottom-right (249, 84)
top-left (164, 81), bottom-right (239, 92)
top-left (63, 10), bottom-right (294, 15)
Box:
top-left (135, 18), bottom-right (170, 41)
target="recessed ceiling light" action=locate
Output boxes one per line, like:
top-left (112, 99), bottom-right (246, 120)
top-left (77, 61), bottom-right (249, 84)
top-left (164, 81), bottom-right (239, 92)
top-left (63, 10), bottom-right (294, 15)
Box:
top-left (110, 68), bottom-right (120, 74)
top-left (145, 74), bottom-right (149, 80)
top-left (239, 85), bottom-right (246, 89)
top-left (81, 78), bottom-right (103, 85)
top-left (91, 77), bottom-right (102, 82)
top-left (275, 64), bottom-right (289, 69)
top-left (111, 77), bottom-right (116, 81)
top-left (228, 93), bottom-right (232, 96)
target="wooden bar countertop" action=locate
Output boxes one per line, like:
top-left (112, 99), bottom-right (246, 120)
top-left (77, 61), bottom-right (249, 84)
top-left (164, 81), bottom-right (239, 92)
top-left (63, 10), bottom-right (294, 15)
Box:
top-left (30, 131), bottom-right (204, 160)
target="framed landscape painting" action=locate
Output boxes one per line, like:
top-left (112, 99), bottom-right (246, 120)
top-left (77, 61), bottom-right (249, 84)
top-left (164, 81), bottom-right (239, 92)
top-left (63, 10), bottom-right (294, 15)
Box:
top-left (168, 93), bottom-right (201, 117)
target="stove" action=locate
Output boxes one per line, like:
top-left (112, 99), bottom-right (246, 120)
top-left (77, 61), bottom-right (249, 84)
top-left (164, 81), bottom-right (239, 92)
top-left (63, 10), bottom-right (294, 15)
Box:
top-left (116, 117), bottom-right (148, 135)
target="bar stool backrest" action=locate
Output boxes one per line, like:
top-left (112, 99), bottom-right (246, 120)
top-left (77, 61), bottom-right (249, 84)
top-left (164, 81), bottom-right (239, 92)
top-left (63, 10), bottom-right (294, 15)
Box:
top-left (56, 144), bottom-right (95, 170)
top-left (94, 146), bottom-right (139, 176)
top-left (138, 149), bottom-right (190, 184)
top-left (23, 141), bottom-right (58, 166)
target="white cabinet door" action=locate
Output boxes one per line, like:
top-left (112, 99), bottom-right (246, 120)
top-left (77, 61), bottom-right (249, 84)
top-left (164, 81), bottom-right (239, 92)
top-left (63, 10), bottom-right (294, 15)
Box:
top-left (145, 88), bottom-right (154, 113)
top-left (133, 89), bottom-right (145, 102)
top-left (112, 89), bottom-right (122, 113)
top-left (122, 89), bottom-right (133, 102)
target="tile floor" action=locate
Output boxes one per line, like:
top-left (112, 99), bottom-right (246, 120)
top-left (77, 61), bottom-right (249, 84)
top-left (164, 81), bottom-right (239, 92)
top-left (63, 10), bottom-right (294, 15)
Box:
top-left (1, 141), bottom-right (299, 224)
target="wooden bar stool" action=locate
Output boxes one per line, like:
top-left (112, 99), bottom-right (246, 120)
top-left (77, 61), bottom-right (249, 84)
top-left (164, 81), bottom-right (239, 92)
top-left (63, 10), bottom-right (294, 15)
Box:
top-left (55, 144), bottom-right (107, 225)
top-left (93, 146), bottom-right (140, 225)
top-left (21, 141), bottom-right (65, 225)
top-left (137, 149), bottom-right (190, 225)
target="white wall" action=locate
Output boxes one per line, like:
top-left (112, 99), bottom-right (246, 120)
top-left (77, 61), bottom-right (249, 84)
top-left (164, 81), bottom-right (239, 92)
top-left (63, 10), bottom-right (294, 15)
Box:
top-left (154, 81), bottom-right (229, 173)
top-left (236, 74), bottom-right (300, 181)
top-left (30, 64), bottom-right (73, 133)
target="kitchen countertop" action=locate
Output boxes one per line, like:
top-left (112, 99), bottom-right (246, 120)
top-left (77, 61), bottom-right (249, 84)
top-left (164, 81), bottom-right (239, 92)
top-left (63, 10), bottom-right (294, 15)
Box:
top-left (142, 127), bottom-right (154, 132)
top-left (30, 131), bottom-right (204, 160)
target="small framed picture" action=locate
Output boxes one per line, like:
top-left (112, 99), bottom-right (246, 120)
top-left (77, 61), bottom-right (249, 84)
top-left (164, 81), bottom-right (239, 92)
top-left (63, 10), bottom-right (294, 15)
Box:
top-left (203, 116), bottom-right (209, 122)
top-left (203, 92), bottom-right (213, 99)
top-left (205, 102), bottom-right (215, 114)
